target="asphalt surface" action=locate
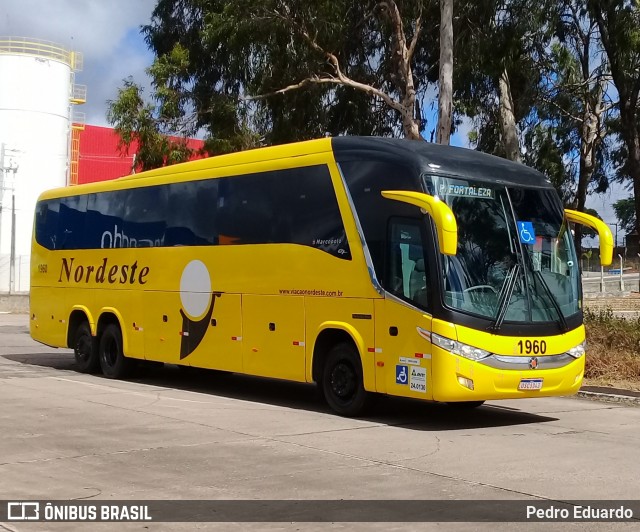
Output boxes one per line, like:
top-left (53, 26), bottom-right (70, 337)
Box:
top-left (0, 313), bottom-right (639, 531)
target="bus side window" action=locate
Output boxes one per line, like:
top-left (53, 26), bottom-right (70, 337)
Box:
top-left (123, 186), bottom-right (168, 248)
top-left (385, 218), bottom-right (430, 310)
top-left (86, 190), bottom-right (126, 249)
top-left (166, 180), bottom-right (218, 246)
top-left (35, 199), bottom-right (60, 250)
top-left (58, 195), bottom-right (87, 250)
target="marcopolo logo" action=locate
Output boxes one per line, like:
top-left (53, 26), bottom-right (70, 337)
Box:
top-left (58, 257), bottom-right (150, 285)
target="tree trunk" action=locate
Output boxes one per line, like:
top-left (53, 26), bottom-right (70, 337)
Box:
top-left (436, 0), bottom-right (453, 145)
top-left (498, 68), bottom-right (521, 163)
top-left (402, 111), bottom-right (422, 140)
top-left (574, 80), bottom-right (604, 254)
top-left (621, 106), bottom-right (640, 234)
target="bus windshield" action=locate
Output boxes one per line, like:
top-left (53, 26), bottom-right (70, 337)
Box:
top-left (423, 175), bottom-right (580, 325)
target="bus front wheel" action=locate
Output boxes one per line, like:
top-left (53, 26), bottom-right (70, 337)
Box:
top-left (73, 322), bottom-right (99, 374)
top-left (322, 343), bottom-right (371, 417)
top-left (99, 324), bottom-right (132, 379)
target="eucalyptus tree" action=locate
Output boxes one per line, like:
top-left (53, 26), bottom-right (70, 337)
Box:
top-left (536, 0), bottom-right (614, 251)
top-left (137, 0), bottom-right (438, 150)
top-left (587, 0), bottom-right (640, 233)
top-left (454, 0), bottom-right (553, 162)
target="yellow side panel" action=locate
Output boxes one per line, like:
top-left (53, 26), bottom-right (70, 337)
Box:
top-left (305, 297), bottom-right (376, 391)
top-left (144, 290), bottom-right (244, 370)
top-left (188, 293), bottom-right (243, 372)
top-left (30, 286), bottom-right (67, 347)
top-left (374, 299), bottom-right (433, 399)
top-left (144, 290), bottom-right (184, 363)
top-left (242, 295), bottom-right (306, 381)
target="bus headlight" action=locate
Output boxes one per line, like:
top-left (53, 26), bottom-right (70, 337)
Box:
top-left (567, 341), bottom-right (586, 358)
top-left (431, 333), bottom-right (492, 361)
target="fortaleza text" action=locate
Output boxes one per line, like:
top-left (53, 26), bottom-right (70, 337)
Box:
top-left (526, 505), bottom-right (634, 520)
top-left (58, 257), bottom-right (150, 285)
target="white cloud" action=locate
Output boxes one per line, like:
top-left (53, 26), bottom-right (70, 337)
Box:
top-left (1, 0), bottom-right (157, 125)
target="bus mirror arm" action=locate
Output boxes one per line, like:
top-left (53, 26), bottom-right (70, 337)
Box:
top-left (381, 190), bottom-right (458, 255)
top-left (564, 209), bottom-right (613, 266)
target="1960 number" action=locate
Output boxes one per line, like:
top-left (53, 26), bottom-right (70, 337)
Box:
top-left (517, 339), bottom-right (546, 355)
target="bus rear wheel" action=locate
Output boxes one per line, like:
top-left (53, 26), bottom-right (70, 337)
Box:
top-left (73, 322), bottom-right (99, 373)
top-left (99, 323), bottom-right (132, 379)
top-left (322, 343), bottom-right (371, 417)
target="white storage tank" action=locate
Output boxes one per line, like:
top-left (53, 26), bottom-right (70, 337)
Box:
top-left (0, 37), bottom-right (85, 292)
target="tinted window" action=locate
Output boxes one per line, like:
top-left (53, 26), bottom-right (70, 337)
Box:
top-left (58, 195), bottom-right (87, 250)
top-left (284, 166), bottom-right (349, 258)
top-left (166, 180), bottom-right (218, 246)
top-left (217, 173), bottom-right (275, 245)
top-left (386, 218), bottom-right (430, 310)
top-left (217, 165), bottom-right (350, 258)
top-left (35, 200), bottom-right (60, 249)
top-left (86, 190), bottom-right (127, 249)
top-left (34, 165), bottom-right (349, 258)
top-left (341, 160), bottom-right (421, 276)
top-left (123, 186), bottom-right (168, 247)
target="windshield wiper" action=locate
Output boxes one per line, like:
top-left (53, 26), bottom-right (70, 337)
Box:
top-left (533, 270), bottom-right (569, 332)
top-left (489, 263), bottom-right (520, 332)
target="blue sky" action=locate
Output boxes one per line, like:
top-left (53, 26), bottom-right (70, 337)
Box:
top-left (1, 0), bottom-right (156, 126)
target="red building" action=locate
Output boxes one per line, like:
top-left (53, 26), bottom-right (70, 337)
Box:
top-left (76, 124), bottom-right (205, 185)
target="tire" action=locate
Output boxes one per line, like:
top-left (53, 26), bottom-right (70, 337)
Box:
top-left (322, 343), bottom-right (371, 417)
top-left (98, 323), bottom-right (132, 379)
top-left (73, 322), bottom-right (99, 374)
top-left (447, 401), bottom-right (485, 409)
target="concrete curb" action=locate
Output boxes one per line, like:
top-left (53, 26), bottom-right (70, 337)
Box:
top-left (576, 390), bottom-right (640, 406)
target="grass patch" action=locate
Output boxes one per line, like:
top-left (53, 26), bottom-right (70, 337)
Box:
top-left (583, 308), bottom-right (640, 390)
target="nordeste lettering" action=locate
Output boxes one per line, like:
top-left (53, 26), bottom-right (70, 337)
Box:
top-left (58, 257), bottom-right (150, 285)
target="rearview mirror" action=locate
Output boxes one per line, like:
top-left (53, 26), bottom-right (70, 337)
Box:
top-left (381, 190), bottom-right (457, 255)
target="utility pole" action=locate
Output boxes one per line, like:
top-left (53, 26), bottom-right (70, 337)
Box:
top-left (9, 192), bottom-right (15, 294)
top-left (0, 143), bottom-right (19, 293)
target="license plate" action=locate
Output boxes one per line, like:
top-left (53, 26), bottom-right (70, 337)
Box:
top-left (518, 378), bottom-right (543, 391)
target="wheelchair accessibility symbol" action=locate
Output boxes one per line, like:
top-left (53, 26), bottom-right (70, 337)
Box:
top-left (396, 365), bottom-right (408, 385)
top-left (518, 221), bottom-right (536, 244)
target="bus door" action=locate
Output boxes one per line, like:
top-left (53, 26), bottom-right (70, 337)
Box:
top-left (374, 218), bottom-right (434, 399)
top-left (242, 294), bottom-right (306, 381)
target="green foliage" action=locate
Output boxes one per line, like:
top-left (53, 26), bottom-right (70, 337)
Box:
top-left (141, 0), bottom-right (437, 150)
top-left (455, 0), bottom-right (553, 156)
top-left (588, 0), bottom-right (640, 232)
top-left (613, 197), bottom-right (637, 233)
top-left (107, 78), bottom-right (193, 172)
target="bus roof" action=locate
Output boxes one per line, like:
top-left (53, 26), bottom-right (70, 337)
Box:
top-left (332, 136), bottom-right (552, 188)
top-left (39, 136), bottom-right (552, 201)
top-left (109, 136), bottom-right (551, 189)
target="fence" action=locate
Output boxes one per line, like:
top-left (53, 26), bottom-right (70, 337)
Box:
top-left (0, 253), bottom-right (31, 293)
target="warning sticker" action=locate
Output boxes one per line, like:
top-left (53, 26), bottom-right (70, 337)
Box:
top-left (409, 366), bottom-right (427, 393)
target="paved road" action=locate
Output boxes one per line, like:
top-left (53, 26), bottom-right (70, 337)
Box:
top-left (0, 313), bottom-right (639, 531)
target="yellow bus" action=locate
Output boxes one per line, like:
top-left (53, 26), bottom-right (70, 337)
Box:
top-left (30, 137), bottom-right (613, 416)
